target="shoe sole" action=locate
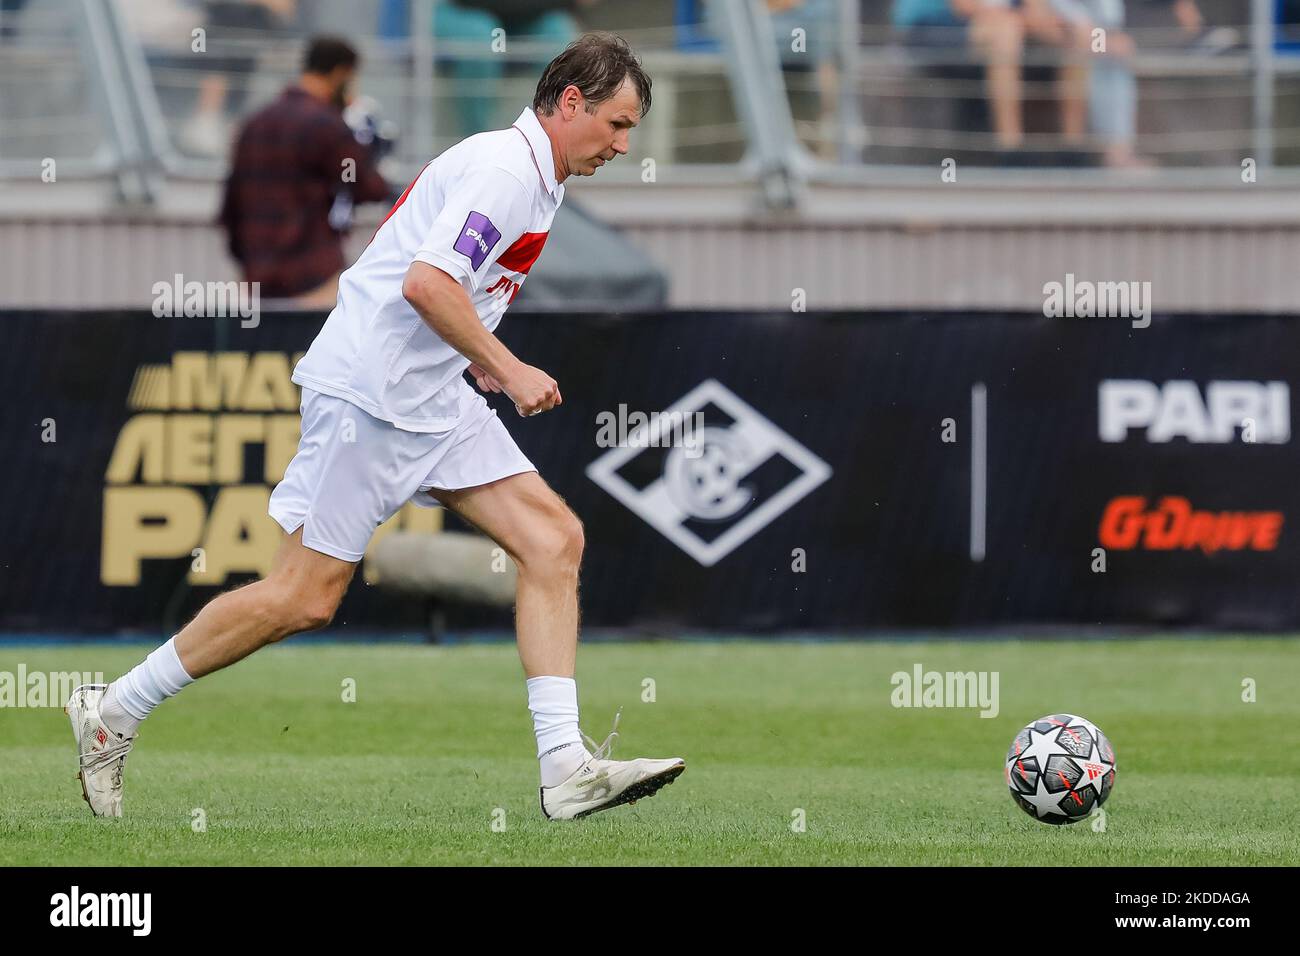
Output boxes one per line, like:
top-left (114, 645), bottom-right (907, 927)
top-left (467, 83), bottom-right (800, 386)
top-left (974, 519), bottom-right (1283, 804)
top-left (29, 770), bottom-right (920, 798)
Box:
top-left (571, 763), bottom-right (685, 820)
top-left (74, 769), bottom-right (95, 813)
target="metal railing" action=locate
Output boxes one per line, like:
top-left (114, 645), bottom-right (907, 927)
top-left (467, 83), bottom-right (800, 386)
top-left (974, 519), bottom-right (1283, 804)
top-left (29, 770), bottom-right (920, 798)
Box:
top-left (0, 0), bottom-right (1295, 207)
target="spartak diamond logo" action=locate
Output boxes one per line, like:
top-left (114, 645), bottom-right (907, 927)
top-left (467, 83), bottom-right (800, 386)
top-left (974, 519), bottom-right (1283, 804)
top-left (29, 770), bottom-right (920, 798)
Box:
top-left (585, 379), bottom-right (832, 567)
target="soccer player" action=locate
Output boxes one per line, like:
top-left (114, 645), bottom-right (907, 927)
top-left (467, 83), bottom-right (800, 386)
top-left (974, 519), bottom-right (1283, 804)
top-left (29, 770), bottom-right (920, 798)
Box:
top-left (67, 32), bottom-right (684, 822)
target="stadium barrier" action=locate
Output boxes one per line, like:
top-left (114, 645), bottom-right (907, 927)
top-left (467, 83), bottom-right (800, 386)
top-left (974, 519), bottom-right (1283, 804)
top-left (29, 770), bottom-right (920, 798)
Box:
top-left (3, 308), bottom-right (1299, 635)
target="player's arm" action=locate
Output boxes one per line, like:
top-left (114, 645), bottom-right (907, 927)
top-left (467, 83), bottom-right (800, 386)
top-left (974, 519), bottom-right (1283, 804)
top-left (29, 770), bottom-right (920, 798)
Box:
top-left (404, 164), bottom-right (562, 416)
top-left (402, 263), bottom-right (560, 415)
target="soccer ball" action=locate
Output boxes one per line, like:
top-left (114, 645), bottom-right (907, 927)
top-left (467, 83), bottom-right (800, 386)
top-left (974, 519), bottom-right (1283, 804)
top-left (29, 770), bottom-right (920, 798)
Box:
top-left (1005, 714), bottom-right (1116, 825)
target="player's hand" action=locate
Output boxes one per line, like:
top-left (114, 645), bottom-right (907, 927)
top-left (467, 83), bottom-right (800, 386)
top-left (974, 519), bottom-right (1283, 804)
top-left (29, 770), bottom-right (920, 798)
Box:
top-left (467, 363), bottom-right (504, 394)
top-left (501, 362), bottom-right (562, 417)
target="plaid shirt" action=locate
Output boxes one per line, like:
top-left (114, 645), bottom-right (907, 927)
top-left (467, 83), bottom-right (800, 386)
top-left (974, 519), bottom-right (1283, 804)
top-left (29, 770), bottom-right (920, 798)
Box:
top-left (219, 86), bottom-right (391, 298)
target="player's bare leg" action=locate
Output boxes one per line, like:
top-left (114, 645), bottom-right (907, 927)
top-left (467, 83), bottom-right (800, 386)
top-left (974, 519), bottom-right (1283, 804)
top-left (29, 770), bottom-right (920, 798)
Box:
top-left (429, 471), bottom-right (684, 819)
top-left (67, 529), bottom-right (355, 816)
top-left (173, 528), bottom-right (356, 678)
top-left (430, 472), bottom-right (582, 679)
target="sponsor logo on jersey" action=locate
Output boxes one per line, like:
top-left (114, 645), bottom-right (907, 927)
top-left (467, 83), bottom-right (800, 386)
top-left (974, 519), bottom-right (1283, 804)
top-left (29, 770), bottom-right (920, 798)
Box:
top-left (454, 211), bottom-right (501, 270)
top-left (484, 275), bottom-right (521, 303)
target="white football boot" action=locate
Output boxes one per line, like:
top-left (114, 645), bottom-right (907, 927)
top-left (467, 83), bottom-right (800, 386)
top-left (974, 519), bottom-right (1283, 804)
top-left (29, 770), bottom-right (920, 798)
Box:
top-left (65, 684), bottom-right (136, 818)
top-left (540, 711), bottom-right (685, 821)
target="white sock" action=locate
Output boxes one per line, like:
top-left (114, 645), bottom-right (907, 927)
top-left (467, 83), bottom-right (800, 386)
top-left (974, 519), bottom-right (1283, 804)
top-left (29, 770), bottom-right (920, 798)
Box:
top-left (100, 636), bottom-right (194, 739)
top-left (527, 675), bottom-right (591, 788)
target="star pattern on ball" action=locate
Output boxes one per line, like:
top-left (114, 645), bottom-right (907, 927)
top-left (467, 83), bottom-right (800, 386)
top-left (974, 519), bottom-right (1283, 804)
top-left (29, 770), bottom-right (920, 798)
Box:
top-left (1019, 772), bottom-right (1069, 820)
top-left (1068, 715), bottom-right (1103, 745)
top-left (1069, 739), bottom-right (1115, 799)
top-left (1008, 716), bottom-right (1116, 824)
top-left (1019, 725), bottom-right (1074, 777)
top-left (1068, 714), bottom-right (1094, 731)
top-left (1075, 716), bottom-right (1116, 764)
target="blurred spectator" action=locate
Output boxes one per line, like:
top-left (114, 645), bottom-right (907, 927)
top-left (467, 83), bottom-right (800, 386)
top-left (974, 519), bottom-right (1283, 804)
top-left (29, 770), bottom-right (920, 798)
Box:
top-left (124, 0), bottom-right (299, 157)
top-left (1160, 0), bottom-right (1237, 53)
top-left (437, 0), bottom-right (589, 135)
top-left (182, 0), bottom-right (299, 156)
top-left (219, 36), bottom-right (392, 305)
top-left (1171, 0), bottom-right (1202, 33)
top-left (1046, 0), bottom-right (1209, 168)
top-left (893, 0), bottom-right (1086, 156)
top-left (1045, 0), bottom-right (1138, 167)
top-left (766, 0), bottom-right (841, 159)
top-left (702, 0), bottom-right (841, 158)
top-left (381, 0), bottom-right (599, 137)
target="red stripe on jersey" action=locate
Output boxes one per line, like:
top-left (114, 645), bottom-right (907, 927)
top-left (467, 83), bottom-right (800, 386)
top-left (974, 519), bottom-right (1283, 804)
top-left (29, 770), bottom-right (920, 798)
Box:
top-left (495, 231), bottom-right (549, 274)
top-left (368, 161), bottom-right (431, 245)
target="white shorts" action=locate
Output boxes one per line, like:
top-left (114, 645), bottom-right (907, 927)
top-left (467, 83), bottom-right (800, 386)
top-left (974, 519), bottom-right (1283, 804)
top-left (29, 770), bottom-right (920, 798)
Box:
top-left (268, 382), bottom-right (536, 562)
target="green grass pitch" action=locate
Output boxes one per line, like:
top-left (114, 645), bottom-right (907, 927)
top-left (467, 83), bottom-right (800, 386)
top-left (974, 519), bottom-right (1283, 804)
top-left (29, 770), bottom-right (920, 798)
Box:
top-left (1, 638), bottom-right (1297, 866)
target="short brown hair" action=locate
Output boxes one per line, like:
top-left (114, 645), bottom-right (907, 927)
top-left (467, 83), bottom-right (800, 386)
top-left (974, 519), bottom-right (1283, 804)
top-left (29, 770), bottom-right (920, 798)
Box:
top-left (303, 36), bottom-right (359, 75)
top-left (533, 32), bottom-right (651, 119)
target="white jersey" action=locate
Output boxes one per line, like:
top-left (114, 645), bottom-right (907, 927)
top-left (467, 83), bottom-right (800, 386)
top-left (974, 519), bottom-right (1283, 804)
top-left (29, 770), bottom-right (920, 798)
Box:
top-left (291, 106), bottom-right (565, 432)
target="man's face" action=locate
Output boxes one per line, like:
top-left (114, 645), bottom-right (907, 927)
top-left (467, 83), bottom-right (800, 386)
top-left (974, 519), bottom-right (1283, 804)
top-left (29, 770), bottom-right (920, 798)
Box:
top-left (566, 77), bottom-right (641, 176)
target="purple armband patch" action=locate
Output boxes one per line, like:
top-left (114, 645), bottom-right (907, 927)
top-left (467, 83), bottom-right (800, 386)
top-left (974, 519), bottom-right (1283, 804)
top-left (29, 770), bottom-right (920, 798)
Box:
top-left (453, 211), bottom-right (502, 271)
